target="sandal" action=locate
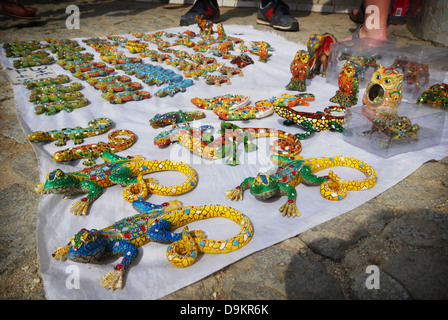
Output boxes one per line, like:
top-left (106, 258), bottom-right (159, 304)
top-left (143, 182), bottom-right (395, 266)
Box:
top-left (351, 24), bottom-right (362, 40)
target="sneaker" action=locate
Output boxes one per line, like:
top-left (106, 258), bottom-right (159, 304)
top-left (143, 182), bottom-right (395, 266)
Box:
top-left (257, 0), bottom-right (299, 31)
top-left (180, 0), bottom-right (220, 26)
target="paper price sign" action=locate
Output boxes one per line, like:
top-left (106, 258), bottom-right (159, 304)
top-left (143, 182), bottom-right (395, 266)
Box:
top-left (6, 65), bottom-right (58, 85)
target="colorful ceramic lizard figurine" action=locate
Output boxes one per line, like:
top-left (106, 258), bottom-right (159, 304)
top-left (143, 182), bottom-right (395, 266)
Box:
top-left (29, 91), bottom-right (84, 104)
top-left (416, 83), bottom-right (448, 110)
top-left (52, 129), bottom-right (136, 166)
top-left (154, 121), bottom-right (302, 166)
top-left (36, 152), bottom-right (198, 215)
top-left (154, 79), bottom-right (194, 97)
top-left (212, 99), bottom-right (274, 121)
top-left (191, 94), bottom-right (313, 121)
top-left (274, 105), bottom-right (345, 139)
top-left (226, 154), bottom-right (378, 217)
top-left (338, 52), bottom-right (379, 82)
top-left (28, 117), bottom-right (113, 146)
top-left (13, 52), bottom-right (55, 69)
top-left (270, 93), bottom-right (315, 107)
top-left (29, 83), bottom-right (83, 95)
top-left (24, 74), bottom-right (70, 89)
top-left (34, 97), bottom-right (90, 116)
top-left (361, 111), bottom-right (420, 148)
top-left (52, 198), bottom-right (253, 290)
top-left (149, 110), bottom-right (206, 128)
top-left (191, 94), bottom-right (250, 110)
top-left (3, 40), bottom-right (41, 58)
top-left (205, 75), bottom-right (231, 86)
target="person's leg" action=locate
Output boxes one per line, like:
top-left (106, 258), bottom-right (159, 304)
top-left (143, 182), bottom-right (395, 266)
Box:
top-left (257, 0), bottom-right (299, 31)
top-left (0, 0), bottom-right (40, 19)
top-left (179, 0), bottom-right (220, 26)
top-left (342, 0), bottom-right (390, 41)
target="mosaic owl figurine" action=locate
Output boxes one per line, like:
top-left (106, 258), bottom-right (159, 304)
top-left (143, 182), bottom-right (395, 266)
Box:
top-left (286, 50), bottom-right (310, 92)
top-left (362, 64), bottom-right (403, 115)
top-left (330, 61), bottom-right (359, 108)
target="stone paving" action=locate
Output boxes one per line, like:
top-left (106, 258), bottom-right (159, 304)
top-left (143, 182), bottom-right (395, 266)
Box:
top-left (0, 0), bottom-right (447, 300)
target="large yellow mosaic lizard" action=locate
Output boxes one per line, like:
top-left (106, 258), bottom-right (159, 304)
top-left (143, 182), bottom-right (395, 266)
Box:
top-left (52, 199), bottom-right (253, 290)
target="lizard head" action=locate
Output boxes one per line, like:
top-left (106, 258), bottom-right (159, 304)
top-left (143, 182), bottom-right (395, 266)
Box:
top-left (52, 149), bottom-right (75, 162)
top-left (40, 169), bottom-right (79, 195)
top-left (250, 174), bottom-right (280, 200)
top-left (67, 229), bottom-right (106, 263)
top-left (27, 131), bottom-right (50, 142)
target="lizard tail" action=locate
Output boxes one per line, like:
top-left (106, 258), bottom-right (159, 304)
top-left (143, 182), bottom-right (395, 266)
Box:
top-left (165, 205), bottom-right (253, 268)
top-left (304, 156), bottom-right (378, 201)
top-left (122, 160), bottom-right (198, 202)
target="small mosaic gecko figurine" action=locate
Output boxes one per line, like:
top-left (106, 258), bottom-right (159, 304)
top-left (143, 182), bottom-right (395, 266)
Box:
top-left (212, 99), bottom-right (274, 121)
top-left (416, 83), bottom-right (448, 110)
top-left (338, 52), bottom-right (379, 82)
top-left (226, 154), bottom-right (378, 217)
top-left (28, 117), bottom-right (113, 146)
top-left (29, 83), bottom-right (83, 95)
top-left (52, 129), bottom-right (136, 166)
top-left (33, 97), bottom-right (90, 116)
top-left (149, 110), bottom-right (206, 128)
top-left (52, 199), bottom-right (253, 290)
top-left (205, 75), bottom-right (231, 86)
top-left (36, 152), bottom-right (198, 215)
top-left (274, 105), bottom-right (345, 139)
top-left (155, 79), bottom-right (194, 97)
top-left (29, 91), bottom-right (84, 104)
top-left (24, 74), bottom-right (70, 90)
top-left (13, 52), bottom-right (55, 68)
top-left (191, 94), bottom-right (250, 110)
top-left (361, 111), bottom-right (420, 148)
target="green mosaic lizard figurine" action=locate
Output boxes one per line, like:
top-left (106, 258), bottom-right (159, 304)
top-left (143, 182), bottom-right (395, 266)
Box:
top-left (28, 117), bottom-right (113, 146)
top-left (35, 152), bottom-right (198, 215)
top-left (226, 154), bottom-right (378, 217)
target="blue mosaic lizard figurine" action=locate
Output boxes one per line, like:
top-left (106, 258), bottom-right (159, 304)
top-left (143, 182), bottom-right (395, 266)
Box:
top-left (52, 199), bottom-right (253, 290)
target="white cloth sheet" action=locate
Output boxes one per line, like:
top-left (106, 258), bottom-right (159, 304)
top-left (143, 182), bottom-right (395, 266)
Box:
top-left (1, 25), bottom-right (447, 300)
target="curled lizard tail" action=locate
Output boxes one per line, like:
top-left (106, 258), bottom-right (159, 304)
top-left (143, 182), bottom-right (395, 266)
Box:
top-left (165, 205), bottom-right (253, 267)
top-left (304, 156), bottom-right (378, 201)
top-left (122, 159), bottom-right (198, 202)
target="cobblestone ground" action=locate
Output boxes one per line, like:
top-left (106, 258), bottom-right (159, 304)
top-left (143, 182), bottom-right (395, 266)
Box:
top-left (0, 0), bottom-right (447, 300)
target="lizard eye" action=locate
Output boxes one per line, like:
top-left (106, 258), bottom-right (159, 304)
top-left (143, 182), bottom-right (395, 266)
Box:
top-left (48, 170), bottom-right (64, 181)
top-left (81, 232), bottom-right (96, 243)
